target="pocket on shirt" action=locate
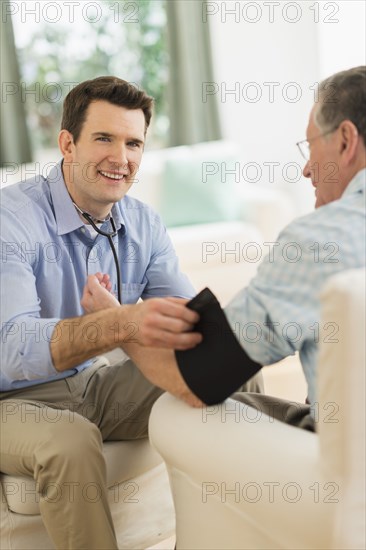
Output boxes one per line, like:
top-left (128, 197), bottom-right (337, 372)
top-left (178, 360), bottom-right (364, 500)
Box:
top-left (121, 283), bottom-right (147, 304)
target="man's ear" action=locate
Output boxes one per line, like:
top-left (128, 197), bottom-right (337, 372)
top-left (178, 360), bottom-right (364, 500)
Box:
top-left (339, 120), bottom-right (359, 165)
top-left (58, 130), bottom-right (75, 161)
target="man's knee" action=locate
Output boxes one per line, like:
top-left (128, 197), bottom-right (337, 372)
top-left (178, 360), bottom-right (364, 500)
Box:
top-left (37, 410), bottom-right (103, 466)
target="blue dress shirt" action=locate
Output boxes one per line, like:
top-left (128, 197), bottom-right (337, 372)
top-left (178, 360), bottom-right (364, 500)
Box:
top-left (0, 162), bottom-right (195, 391)
top-left (225, 168), bottom-right (366, 408)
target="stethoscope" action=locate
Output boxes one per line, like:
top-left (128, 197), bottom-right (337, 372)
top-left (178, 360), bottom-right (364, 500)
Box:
top-left (72, 200), bottom-right (122, 304)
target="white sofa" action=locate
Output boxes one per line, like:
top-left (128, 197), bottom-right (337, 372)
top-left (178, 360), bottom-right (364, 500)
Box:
top-left (149, 268), bottom-right (366, 549)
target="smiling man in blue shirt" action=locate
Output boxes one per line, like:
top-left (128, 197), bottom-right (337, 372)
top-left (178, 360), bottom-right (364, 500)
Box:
top-left (0, 77), bottom-right (209, 550)
top-left (0, 78), bottom-right (202, 394)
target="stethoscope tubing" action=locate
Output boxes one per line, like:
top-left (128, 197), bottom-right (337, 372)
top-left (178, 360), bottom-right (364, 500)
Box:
top-left (81, 212), bottom-right (122, 304)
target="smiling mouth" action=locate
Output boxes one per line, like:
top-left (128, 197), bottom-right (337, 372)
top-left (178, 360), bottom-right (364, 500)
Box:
top-left (98, 170), bottom-right (127, 181)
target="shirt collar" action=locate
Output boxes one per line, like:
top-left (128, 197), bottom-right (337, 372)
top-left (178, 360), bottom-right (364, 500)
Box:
top-left (48, 160), bottom-right (125, 236)
top-left (110, 201), bottom-right (124, 230)
top-left (341, 167), bottom-right (366, 199)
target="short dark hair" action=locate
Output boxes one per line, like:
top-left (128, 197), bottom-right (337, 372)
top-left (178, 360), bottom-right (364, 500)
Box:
top-left (61, 76), bottom-right (154, 142)
top-left (314, 66), bottom-right (366, 146)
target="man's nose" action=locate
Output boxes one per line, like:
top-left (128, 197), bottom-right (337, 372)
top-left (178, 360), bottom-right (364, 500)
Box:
top-left (302, 160), bottom-right (311, 178)
top-left (108, 144), bottom-right (128, 167)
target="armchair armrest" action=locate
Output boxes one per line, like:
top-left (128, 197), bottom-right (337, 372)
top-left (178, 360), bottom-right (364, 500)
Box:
top-left (318, 268), bottom-right (366, 550)
top-left (149, 394), bottom-right (332, 549)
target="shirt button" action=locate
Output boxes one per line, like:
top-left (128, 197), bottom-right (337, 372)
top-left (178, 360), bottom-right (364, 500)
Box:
top-left (81, 227), bottom-right (86, 233)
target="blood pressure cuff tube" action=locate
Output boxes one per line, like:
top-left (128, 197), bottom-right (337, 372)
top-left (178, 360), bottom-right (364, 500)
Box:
top-left (175, 288), bottom-right (262, 405)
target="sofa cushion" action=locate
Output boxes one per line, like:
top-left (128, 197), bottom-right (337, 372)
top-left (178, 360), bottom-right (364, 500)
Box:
top-left (159, 144), bottom-right (243, 227)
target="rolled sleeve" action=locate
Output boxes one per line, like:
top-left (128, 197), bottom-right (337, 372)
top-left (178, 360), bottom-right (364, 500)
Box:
top-left (1, 315), bottom-right (61, 382)
top-left (1, 219), bottom-right (68, 389)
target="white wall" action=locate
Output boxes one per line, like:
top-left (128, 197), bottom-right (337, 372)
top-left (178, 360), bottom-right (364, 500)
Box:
top-left (317, 0), bottom-right (366, 78)
top-left (208, 0), bottom-right (366, 216)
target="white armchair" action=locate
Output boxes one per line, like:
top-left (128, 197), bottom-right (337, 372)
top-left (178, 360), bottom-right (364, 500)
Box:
top-left (149, 268), bottom-right (366, 549)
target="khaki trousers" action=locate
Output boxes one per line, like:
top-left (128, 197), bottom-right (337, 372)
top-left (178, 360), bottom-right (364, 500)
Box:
top-left (0, 355), bottom-right (164, 550)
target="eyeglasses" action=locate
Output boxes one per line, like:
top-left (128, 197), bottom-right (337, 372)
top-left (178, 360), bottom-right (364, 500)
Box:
top-left (296, 128), bottom-right (338, 161)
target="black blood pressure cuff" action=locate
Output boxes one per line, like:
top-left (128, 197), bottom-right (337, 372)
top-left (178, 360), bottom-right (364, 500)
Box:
top-left (175, 288), bottom-right (262, 405)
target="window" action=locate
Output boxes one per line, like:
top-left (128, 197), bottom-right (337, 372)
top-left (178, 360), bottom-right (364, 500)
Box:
top-left (11, 0), bottom-right (168, 151)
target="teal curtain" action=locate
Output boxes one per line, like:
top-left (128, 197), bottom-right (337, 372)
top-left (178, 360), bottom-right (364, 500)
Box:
top-left (0, 1), bottom-right (32, 165)
top-left (166, 0), bottom-right (222, 146)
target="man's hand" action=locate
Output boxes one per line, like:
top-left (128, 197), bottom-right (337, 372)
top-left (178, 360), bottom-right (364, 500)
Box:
top-left (81, 273), bottom-right (120, 313)
top-left (127, 297), bottom-right (202, 350)
top-left (80, 273), bottom-right (202, 350)
top-left (78, 274), bottom-right (203, 404)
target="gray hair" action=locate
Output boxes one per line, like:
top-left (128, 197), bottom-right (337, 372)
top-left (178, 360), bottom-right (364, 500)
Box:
top-left (314, 66), bottom-right (366, 145)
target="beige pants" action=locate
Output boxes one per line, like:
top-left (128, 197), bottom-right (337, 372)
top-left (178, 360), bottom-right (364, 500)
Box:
top-left (0, 354), bottom-right (264, 550)
top-left (0, 354), bottom-right (164, 550)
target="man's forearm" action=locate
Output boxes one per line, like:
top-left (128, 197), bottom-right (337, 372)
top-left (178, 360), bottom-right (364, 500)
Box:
top-left (51, 306), bottom-right (136, 372)
top-left (121, 342), bottom-right (203, 407)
